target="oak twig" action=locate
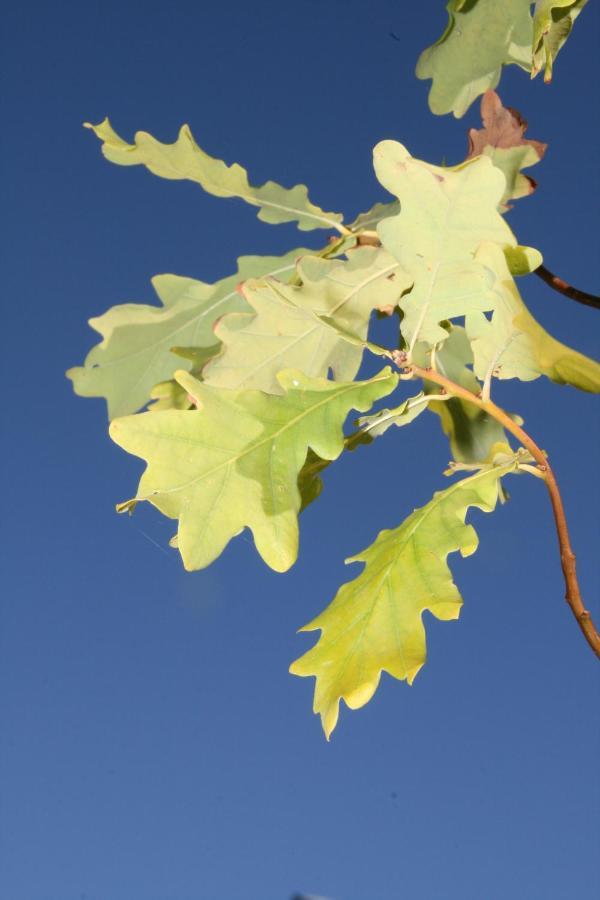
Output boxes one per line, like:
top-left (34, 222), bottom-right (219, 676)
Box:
top-left (535, 265), bottom-right (600, 311)
top-left (392, 352), bottom-right (600, 660)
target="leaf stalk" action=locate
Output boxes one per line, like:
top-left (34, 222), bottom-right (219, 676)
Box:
top-left (535, 265), bottom-right (600, 311)
top-left (393, 353), bottom-right (600, 660)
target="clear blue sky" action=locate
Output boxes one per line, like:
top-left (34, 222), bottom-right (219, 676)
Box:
top-left (2, 2), bottom-right (599, 898)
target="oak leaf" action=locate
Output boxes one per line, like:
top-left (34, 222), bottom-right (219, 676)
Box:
top-left (290, 459), bottom-right (522, 738)
top-left (66, 249), bottom-right (309, 419)
top-left (86, 119), bottom-right (344, 232)
top-left (110, 368), bottom-right (398, 573)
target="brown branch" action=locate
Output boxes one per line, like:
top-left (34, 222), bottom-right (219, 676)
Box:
top-left (535, 264), bottom-right (600, 311)
top-left (394, 353), bottom-right (600, 659)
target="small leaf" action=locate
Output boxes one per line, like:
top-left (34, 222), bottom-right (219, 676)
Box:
top-left (531, 0), bottom-right (588, 82)
top-left (203, 246), bottom-right (411, 393)
top-left (109, 368), bottom-right (398, 573)
top-left (356, 392), bottom-right (430, 438)
top-left (297, 449), bottom-right (329, 513)
top-left (416, 0), bottom-right (533, 118)
top-left (147, 379), bottom-right (194, 412)
top-left (466, 90), bottom-right (547, 209)
top-left (290, 459), bottom-right (521, 738)
top-left (349, 200), bottom-right (400, 232)
top-left (86, 119), bottom-right (345, 232)
top-left (504, 245), bottom-right (543, 277)
top-left (66, 249), bottom-right (309, 419)
top-left (467, 242), bottom-right (600, 392)
top-left (147, 345), bottom-right (220, 412)
top-left (373, 141), bottom-right (515, 347)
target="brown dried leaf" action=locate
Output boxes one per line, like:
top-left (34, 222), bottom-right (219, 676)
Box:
top-left (466, 91), bottom-right (547, 209)
top-left (467, 90), bottom-right (547, 159)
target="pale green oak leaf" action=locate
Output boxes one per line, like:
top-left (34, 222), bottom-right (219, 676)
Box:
top-left (86, 119), bottom-right (345, 232)
top-left (466, 243), bottom-right (600, 392)
top-left (356, 392), bottom-right (431, 438)
top-left (66, 249), bottom-right (310, 419)
top-left (416, 0), bottom-right (533, 117)
top-left (109, 367), bottom-right (398, 573)
top-left (202, 246), bottom-right (412, 393)
top-left (290, 458), bottom-right (521, 738)
top-left (373, 141), bottom-right (515, 347)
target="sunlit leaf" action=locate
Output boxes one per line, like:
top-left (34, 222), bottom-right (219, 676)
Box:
top-left (416, 0), bottom-right (533, 117)
top-left (110, 368), bottom-right (398, 573)
top-left (86, 119), bottom-right (345, 232)
top-left (203, 246), bottom-right (411, 393)
top-left (290, 458), bottom-right (521, 738)
top-left (66, 249), bottom-right (309, 419)
top-left (373, 141), bottom-right (515, 347)
top-left (467, 243), bottom-right (600, 392)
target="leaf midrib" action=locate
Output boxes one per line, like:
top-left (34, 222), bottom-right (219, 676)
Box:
top-left (314, 465), bottom-right (511, 664)
top-left (131, 372), bottom-right (394, 501)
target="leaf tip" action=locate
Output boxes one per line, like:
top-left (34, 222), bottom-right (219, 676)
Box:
top-left (115, 497), bottom-right (137, 515)
top-left (83, 118), bottom-right (108, 134)
top-left (321, 705), bottom-right (339, 741)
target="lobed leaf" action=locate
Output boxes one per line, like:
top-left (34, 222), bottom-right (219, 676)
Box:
top-left (290, 459), bottom-right (521, 738)
top-left (467, 243), bottom-right (600, 392)
top-left (109, 368), bottom-right (399, 573)
top-left (373, 141), bottom-right (515, 348)
top-left (66, 249), bottom-right (309, 419)
top-left (86, 119), bottom-right (345, 232)
top-left (416, 0), bottom-right (533, 118)
top-left (203, 246), bottom-right (412, 393)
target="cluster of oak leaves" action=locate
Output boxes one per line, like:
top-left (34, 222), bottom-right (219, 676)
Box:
top-left (68, 0), bottom-right (598, 737)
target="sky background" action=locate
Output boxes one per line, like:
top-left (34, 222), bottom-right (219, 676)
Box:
top-left (1, 2), bottom-right (599, 898)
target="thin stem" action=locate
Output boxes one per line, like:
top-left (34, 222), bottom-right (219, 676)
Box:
top-left (397, 356), bottom-right (600, 659)
top-left (535, 264), bottom-right (600, 311)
